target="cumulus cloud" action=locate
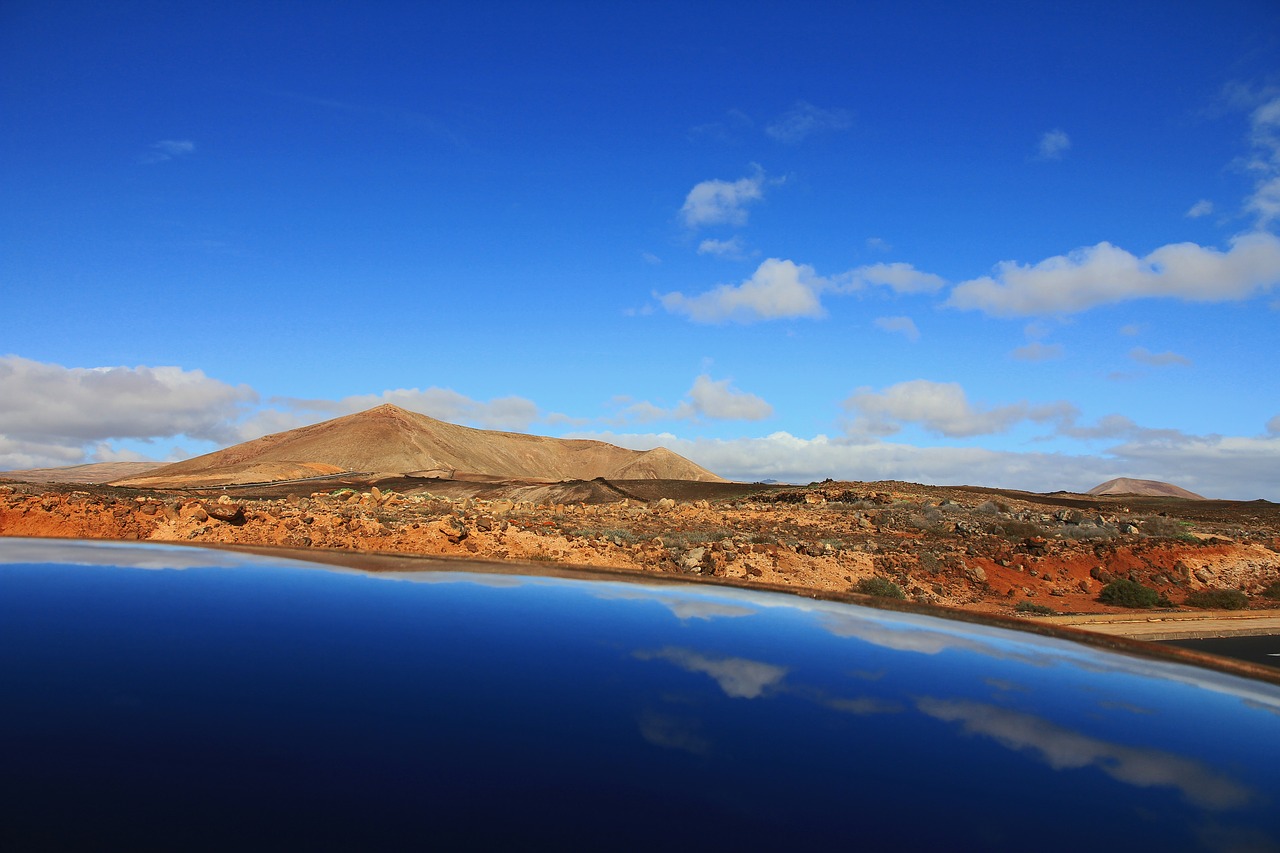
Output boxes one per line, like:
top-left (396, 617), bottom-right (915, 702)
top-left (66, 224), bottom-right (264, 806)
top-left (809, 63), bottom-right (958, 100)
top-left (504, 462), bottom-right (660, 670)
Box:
top-left (614, 375), bottom-right (773, 424)
top-left (874, 316), bottom-right (920, 342)
top-left (0, 356), bottom-right (256, 470)
top-left (1185, 199), bottom-right (1214, 218)
top-left (697, 236), bottom-right (748, 259)
top-left (1037, 129), bottom-right (1071, 160)
top-left (1268, 415), bottom-right (1280, 435)
top-left (1011, 342), bottom-right (1064, 361)
top-left (661, 258), bottom-right (946, 323)
top-left (141, 139), bottom-right (195, 163)
top-left (843, 380), bottom-right (1074, 438)
top-left (918, 698), bottom-right (1253, 810)
top-left (1129, 347), bottom-right (1192, 367)
top-left (680, 167), bottom-right (770, 228)
top-left (765, 101), bottom-right (852, 143)
top-left (660, 258), bottom-right (828, 323)
top-left (946, 231), bottom-right (1280, 317)
top-left (0, 355), bottom-right (254, 446)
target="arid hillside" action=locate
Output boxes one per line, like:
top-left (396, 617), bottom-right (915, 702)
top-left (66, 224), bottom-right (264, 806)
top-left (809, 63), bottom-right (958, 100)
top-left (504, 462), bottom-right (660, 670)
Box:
top-left (112, 404), bottom-right (723, 489)
top-left (4, 474), bottom-right (1277, 620)
top-left (1088, 477), bottom-right (1206, 500)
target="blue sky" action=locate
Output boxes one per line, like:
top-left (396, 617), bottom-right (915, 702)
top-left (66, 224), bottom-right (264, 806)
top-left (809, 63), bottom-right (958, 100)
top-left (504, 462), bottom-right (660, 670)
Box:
top-left (3, 0), bottom-right (1280, 498)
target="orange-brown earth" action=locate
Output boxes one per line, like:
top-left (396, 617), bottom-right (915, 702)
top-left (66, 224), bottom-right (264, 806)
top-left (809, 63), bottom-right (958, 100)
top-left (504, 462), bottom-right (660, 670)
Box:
top-left (3, 476), bottom-right (1278, 618)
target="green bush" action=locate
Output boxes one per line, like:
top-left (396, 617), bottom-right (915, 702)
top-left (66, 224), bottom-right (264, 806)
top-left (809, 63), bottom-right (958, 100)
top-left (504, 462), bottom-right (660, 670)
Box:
top-left (1185, 589), bottom-right (1249, 610)
top-left (1014, 601), bottom-right (1056, 615)
top-left (1098, 578), bottom-right (1160, 608)
top-left (855, 577), bottom-right (905, 599)
top-left (1262, 581), bottom-right (1280, 601)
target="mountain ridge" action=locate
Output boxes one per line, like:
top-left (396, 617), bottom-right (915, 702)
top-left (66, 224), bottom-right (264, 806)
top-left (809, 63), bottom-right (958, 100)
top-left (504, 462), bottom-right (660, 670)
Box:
top-left (112, 404), bottom-right (724, 488)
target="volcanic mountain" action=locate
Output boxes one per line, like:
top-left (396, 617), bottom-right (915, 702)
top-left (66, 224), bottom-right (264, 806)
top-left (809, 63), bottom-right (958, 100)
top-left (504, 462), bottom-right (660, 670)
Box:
top-left (1087, 477), bottom-right (1205, 500)
top-left (112, 404), bottom-right (724, 489)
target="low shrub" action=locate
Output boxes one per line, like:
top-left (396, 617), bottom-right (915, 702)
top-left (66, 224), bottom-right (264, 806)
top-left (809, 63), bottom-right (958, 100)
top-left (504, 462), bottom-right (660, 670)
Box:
top-left (1185, 589), bottom-right (1249, 610)
top-left (1099, 578), bottom-right (1160, 609)
top-left (1014, 601), bottom-right (1056, 615)
top-left (1262, 581), bottom-right (1280, 601)
top-left (855, 577), bottom-right (905, 599)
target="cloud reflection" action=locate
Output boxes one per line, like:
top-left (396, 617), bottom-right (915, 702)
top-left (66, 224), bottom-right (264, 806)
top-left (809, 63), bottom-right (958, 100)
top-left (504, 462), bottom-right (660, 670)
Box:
top-left (636, 647), bottom-right (787, 699)
top-left (917, 698), bottom-right (1254, 811)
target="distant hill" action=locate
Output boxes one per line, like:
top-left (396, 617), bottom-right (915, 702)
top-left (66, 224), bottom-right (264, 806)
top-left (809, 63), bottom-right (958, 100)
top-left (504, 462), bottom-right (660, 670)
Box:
top-left (112, 404), bottom-right (724, 488)
top-left (2, 461), bottom-right (165, 485)
top-left (1087, 477), bottom-right (1205, 500)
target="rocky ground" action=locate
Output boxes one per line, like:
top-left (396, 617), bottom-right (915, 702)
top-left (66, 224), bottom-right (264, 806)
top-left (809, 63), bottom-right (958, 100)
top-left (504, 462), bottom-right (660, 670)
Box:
top-left (3, 477), bottom-right (1279, 617)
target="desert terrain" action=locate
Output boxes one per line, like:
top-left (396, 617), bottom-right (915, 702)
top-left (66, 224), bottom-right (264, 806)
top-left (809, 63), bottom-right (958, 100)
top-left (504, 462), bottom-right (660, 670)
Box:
top-left (3, 404), bottom-right (1278, 632)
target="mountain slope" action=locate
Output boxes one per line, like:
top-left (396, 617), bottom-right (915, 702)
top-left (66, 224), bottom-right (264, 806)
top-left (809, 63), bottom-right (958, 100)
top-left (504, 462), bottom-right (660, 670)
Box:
top-left (113, 404), bottom-right (724, 488)
top-left (1087, 477), bottom-right (1205, 500)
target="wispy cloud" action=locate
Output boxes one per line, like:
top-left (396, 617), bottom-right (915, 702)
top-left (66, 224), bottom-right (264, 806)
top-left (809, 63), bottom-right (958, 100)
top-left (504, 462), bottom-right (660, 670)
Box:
top-left (1129, 347), bottom-right (1192, 367)
top-left (613, 374), bottom-right (773, 424)
top-left (1185, 199), bottom-right (1214, 218)
top-left (874, 316), bottom-right (920, 342)
top-left (680, 166), bottom-right (772, 229)
top-left (1036, 128), bottom-right (1071, 160)
top-left (1011, 341), bottom-right (1064, 361)
top-left (140, 139), bottom-right (195, 164)
top-left (765, 101), bottom-right (852, 143)
top-left (697, 236), bottom-right (749, 259)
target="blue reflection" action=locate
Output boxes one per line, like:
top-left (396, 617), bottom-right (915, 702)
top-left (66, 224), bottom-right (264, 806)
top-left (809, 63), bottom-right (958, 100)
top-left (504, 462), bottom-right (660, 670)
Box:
top-left (1, 538), bottom-right (1277, 850)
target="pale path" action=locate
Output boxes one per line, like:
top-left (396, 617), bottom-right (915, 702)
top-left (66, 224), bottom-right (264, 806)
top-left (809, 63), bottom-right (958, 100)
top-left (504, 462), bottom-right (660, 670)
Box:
top-left (1042, 609), bottom-right (1280, 640)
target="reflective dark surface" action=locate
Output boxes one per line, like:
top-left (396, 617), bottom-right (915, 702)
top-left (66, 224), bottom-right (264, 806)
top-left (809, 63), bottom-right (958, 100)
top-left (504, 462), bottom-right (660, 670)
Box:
top-left (2, 538), bottom-right (1278, 850)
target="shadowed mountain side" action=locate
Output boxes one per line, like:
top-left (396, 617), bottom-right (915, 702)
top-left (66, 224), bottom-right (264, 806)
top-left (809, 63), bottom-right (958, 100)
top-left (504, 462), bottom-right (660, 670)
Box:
top-left (1089, 478), bottom-right (1205, 500)
top-left (112, 404), bottom-right (724, 488)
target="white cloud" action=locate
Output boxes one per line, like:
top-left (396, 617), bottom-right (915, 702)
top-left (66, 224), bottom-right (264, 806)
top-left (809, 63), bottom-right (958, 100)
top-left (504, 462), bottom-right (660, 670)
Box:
top-left (141, 139), bottom-right (195, 164)
top-left (1011, 342), bottom-right (1064, 361)
top-left (866, 236), bottom-right (891, 252)
top-left (1119, 323), bottom-right (1143, 336)
top-left (843, 379), bottom-right (1073, 438)
top-left (765, 101), bottom-right (852, 143)
top-left (640, 251), bottom-right (662, 265)
top-left (1037, 129), bottom-right (1071, 160)
top-left (946, 231), bottom-right (1280, 317)
top-left (697, 236), bottom-right (748, 259)
top-left (1268, 415), bottom-right (1280, 435)
top-left (1129, 347), bottom-right (1191, 367)
top-left (1186, 199), bottom-right (1214, 218)
top-left (843, 262), bottom-right (946, 294)
top-left (661, 258), bottom-right (947, 323)
top-left (0, 355), bottom-right (254, 446)
top-left (874, 316), bottom-right (920, 342)
top-left (566, 427), bottom-right (1280, 500)
top-left (660, 258), bottom-right (827, 323)
top-left (614, 375), bottom-right (773, 424)
top-left (680, 167), bottom-right (769, 228)
top-left (686, 375), bottom-right (773, 420)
